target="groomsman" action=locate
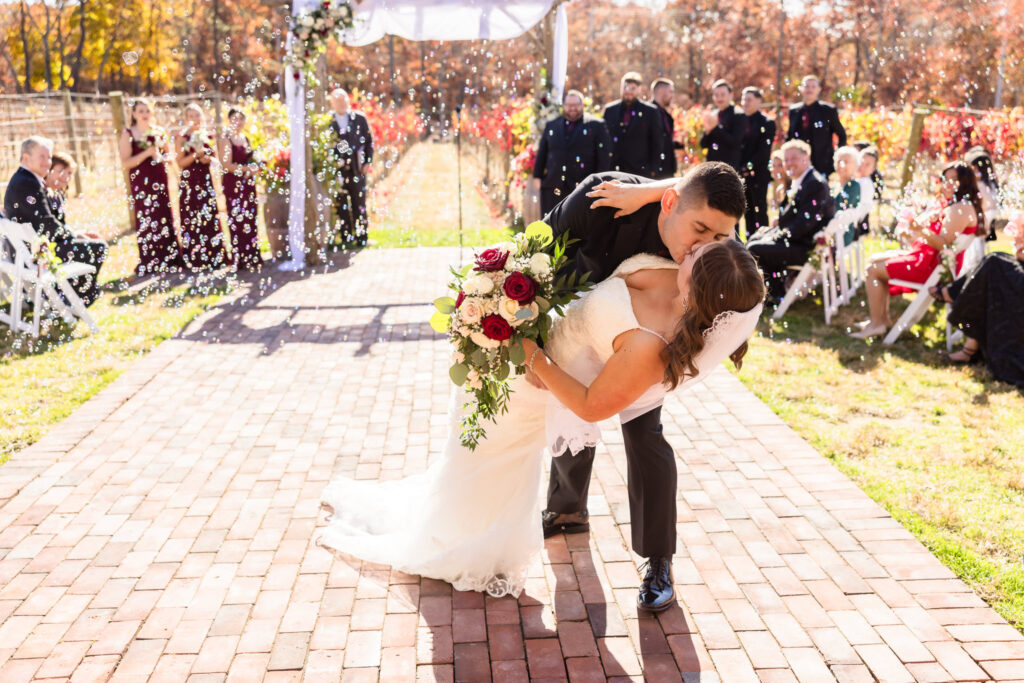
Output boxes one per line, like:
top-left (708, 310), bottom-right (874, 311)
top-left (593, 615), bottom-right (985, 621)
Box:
top-left (532, 90), bottom-right (613, 216)
top-left (328, 88), bottom-right (374, 247)
top-left (2, 138), bottom-right (107, 305)
top-left (747, 140), bottom-right (835, 303)
top-left (699, 79), bottom-right (746, 172)
top-left (649, 77), bottom-right (683, 179)
top-left (603, 72), bottom-right (662, 178)
top-left (786, 75), bottom-right (847, 177)
top-left (739, 87), bottom-right (776, 237)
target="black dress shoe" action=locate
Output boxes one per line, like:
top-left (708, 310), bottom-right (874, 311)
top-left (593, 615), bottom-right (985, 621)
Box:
top-left (637, 556), bottom-right (674, 613)
top-left (541, 510), bottom-right (589, 538)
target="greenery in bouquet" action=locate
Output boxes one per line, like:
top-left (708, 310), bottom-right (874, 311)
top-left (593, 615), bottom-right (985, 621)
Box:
top-left (30, 238), bottom-right (63, 274)
top-left (286, 0), bottom-right (355, 83)
top-left (429, 221), bottom-right (591, 450)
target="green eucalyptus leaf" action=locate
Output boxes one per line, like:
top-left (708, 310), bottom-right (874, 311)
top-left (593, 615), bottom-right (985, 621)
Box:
top-left (434, 296), bottom-right (456, 313)
top-left (449, 363), bottom-right (470, 386)
top-left (429, 312), bottom-right (451, 333)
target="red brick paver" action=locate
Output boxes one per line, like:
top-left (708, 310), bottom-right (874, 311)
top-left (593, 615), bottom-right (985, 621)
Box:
top-left (2, 247), bottom-right (1021, 680)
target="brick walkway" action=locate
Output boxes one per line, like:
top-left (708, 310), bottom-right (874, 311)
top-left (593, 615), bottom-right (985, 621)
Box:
top-left (1, 247), bottom-right (1022, 682)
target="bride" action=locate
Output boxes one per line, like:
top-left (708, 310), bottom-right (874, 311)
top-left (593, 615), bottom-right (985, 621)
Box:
top-left (319, 239), bottom-right (765, 598)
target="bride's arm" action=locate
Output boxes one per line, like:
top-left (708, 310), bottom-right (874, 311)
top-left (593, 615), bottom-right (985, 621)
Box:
top-left (586, 178), bottom-right (677, 218)
top-left (521, 333), bottom-right (666, 423)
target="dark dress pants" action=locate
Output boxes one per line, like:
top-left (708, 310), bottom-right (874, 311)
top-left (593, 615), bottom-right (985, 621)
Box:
top-left (333, 171), bottom-right (368, 246)
top-left (747, 233), bottom-right (811, 299)
top-left (743, 181), bottom-right (770, 240)
top-left (546, 405), bottom-right (676, 558)
top-left (56, 237), bottom-right (108, 306)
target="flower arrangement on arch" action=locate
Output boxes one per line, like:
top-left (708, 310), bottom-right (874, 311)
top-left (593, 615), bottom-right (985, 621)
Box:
top-left (261, 148), bottom-right (292, 195)
top-left (286, 0), bottom-right (356, 81)
top-left (430, 221), bottom-right (591, 450)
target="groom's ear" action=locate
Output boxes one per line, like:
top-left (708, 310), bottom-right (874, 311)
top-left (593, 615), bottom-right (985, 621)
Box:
top-left (660, 187), bottom-right (679, 215)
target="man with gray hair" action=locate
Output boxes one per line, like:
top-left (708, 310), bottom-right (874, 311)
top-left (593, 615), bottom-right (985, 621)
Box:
top-left (327, 87), bottom-right (374, 248)
top-left (3, 136), bottom-right (107, 306)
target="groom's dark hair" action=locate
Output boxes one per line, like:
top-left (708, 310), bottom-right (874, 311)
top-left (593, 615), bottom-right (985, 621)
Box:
top-left (674, 162), bottom-right (745, 219)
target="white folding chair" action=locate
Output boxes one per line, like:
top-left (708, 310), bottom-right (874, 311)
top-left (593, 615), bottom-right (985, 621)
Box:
top-left (0, 218), bottom-right (99, 336)
top-left (882, 232), bottom-right (981, 346)
top-left (771, 232), bottom-right (837, 324)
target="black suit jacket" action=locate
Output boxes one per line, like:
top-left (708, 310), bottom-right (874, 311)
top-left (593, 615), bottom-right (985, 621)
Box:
top-left (544, 172), bottom-right (668, 282)
top-left (778, 169), bottom-right (836, 250)
top-left (603, 100), bottom-right (662, 178)
top-left (533, 114), bottom-right (613, 194)
top-left (329, 110), bottom-right (374, 176)
top-left (700, 106), bottom-right (746, 171)
top-left (3, 167), bottom-right (75, 255)
top-left (651, 102), bottom-right (683, 179)
top-left (740, 111), bottom-right (776, 185)
top-left (786, 100), bottom-right (847, 175)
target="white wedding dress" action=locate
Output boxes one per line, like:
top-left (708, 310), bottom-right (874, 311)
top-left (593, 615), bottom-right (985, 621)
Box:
top-left (319, 254), bottom-right (761, 597)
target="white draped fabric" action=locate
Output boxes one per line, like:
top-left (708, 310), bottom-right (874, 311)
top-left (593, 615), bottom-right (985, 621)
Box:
top-left (551, 4), bottom-right (568, 102)
top-left (340, 0), bottom-right (557, 46)
top-left (280, 0), bottom-right (320, 272)
top-left (284, 0), bottom-right (567, 269)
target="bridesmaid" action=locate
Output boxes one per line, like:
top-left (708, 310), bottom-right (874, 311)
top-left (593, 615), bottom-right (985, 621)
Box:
top-left (219, 108), bottom-right (262, 271)
top-left (176, 104), bottom-right (227, 270)
top-left (119, 98), bottom-right (183, 276)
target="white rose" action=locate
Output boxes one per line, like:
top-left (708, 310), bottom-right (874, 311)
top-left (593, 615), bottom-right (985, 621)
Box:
top-left (460, 298), bottom-right (484, 324)
top-left (470, 332), bottom-right (501, 349)
top-left (463, 274), bottom-right (494, 296)
top-left (514, 232), bottom-right (530, 248)
top-left (498, 297), bottom-right (520, 323)
top-left (453, 351), bottom-right (465, 363)
top-left (494, 241), bottom-right (518, 256)
top-left (529, 253), bottom-right (552, 276)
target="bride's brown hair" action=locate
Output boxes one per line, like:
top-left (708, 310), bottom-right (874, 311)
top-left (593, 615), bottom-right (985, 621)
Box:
top-left (663, 240), bottom-right (765, 389)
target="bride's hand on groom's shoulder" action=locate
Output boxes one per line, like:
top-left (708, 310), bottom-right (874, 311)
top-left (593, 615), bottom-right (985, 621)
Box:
top-left (587, 180), bottom-right (643, 219)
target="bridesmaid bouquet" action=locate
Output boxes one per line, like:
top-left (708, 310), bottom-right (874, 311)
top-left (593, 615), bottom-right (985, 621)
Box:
top-left (139, 127), bottom-right (171, 163)
top-left (430, 221), bottom-right (590, 450)
top-left (183, 130), bottom-right (213, 155)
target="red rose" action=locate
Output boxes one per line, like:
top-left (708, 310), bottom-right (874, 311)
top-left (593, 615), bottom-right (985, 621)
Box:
top-left (481, 314), bottom-right (512, 341)
top-left (455, 291), bottom-right (465, 308)
top-left (503, 272), bottom-right (537, 304)
top-left (474, 248), bottom-right (509, 272)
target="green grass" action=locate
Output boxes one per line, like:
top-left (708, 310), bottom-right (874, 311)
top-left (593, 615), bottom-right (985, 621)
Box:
top-left (367, 141), bottom-right (511, 249)
top-left (733, 237), bottom-right (1024, 629)
top-left (1, 235), bottom-right (230, 460)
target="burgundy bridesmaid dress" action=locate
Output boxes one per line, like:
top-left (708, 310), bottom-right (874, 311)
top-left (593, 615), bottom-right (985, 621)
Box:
top-left (178, 134), bottom-right (228, 270)
top-left (127, 129), bottom-right (183, 275)
top-left (222, 137), bottom-right (262, 271)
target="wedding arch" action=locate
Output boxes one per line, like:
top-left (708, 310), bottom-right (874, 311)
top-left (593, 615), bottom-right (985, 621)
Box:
top-left (280, 0), bottom-right (569, 271)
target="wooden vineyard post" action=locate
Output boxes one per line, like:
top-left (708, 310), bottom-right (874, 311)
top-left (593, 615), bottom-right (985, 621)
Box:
top-left (899, 108), bottom-right (929, 192)
top-left (62, 90), bottom-right (84, 195)
top-left (109, 91), bottom-right (137, 233)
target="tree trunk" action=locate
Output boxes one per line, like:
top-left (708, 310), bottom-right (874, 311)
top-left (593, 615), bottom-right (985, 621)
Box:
top-left (71, 0), bottom-right (87, 90)
top-left (19, 1), bottom-right (33, 91)
top-left (39, 1), bottom-right (54, 90)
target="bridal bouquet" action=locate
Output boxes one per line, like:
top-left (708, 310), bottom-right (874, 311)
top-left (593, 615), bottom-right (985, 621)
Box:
top-left (430, 221), bottom-right (590, 450)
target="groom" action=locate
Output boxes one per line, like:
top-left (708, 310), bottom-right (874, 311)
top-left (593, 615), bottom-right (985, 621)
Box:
top-left (534, 162), bottom-right (745, 612)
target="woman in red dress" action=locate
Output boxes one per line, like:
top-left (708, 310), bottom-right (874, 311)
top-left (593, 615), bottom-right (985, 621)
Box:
top-left (851, 161), bottom-right (982, 339)
top-left (119, 98), bottom-right (183, 276)
top-left (219, 108), bottom-right (262, 271)
top-left (176, 104), bottom-right (227, 271)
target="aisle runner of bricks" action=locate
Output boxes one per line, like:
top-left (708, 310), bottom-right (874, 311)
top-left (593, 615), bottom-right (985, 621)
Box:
top-left (1, 247), bottom-right (1022, 682)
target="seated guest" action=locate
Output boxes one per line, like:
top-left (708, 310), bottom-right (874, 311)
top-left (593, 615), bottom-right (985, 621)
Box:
top-left (930, 226), bottom-right (1024, 382)
top-left (3, 138), bottom-right (107, 306)
top-left (769, 149), bottom-right (788, 214)
top-left (853, 142), bottom-right (883, 236)
top-left (851, 161), bottom-right (982, 339)
top-left (832, 146), bottom-right (863, 246)
top-left (748, 140), bottom-right (835, 303)
top-left (964, 146), bottom-right (999, 239)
